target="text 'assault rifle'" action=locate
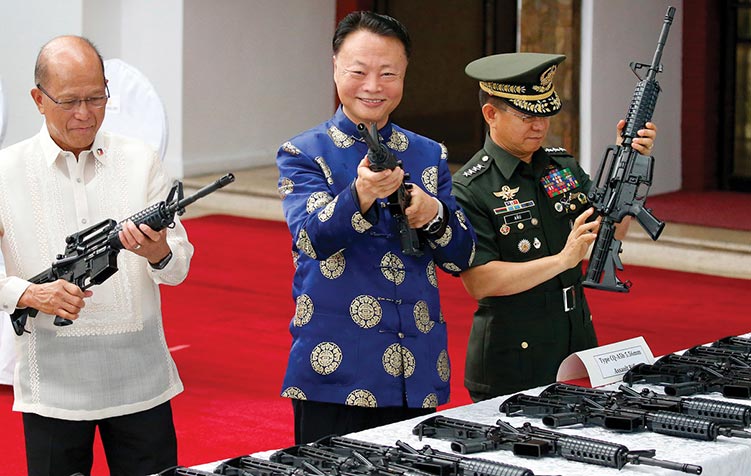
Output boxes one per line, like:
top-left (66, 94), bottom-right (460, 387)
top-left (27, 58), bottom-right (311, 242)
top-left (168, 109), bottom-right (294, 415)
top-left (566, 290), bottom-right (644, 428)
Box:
top-left (9, 173), bottom-right (235, 335)
top-left (582, 6), bottom-right (675, 292)
top-left (499, 389), bottom-right (751, 441)
top-left (357, 122), bottom-right (422, 256)
top-left (412, 415), bottom-right (700, 474)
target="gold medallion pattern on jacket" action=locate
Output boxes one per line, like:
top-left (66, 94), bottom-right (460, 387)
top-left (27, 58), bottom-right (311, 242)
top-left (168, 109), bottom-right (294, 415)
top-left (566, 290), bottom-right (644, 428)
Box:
top-left (383, 343), bottom-right (416, 377)
top-left (434, 225), bottom-right (453, 247)
top-left (414, 300), bottom-right (433, 334)
top-left (345, 389), bottom-right (377, 407)
top-left (437, 349), bottom-right (450, 382)
top-left (306, 191), bottom-right (333, 214)
top-left (281, 386), bottom-right (307, 399)
top-left (380, 252), bottom-right (405, 285)
top-left (426, 261), bottom-right (438, 288)
top-left (350, 295), bottom-right (382, 328)
top-left (296, 229), bottom-right (316, 259)
top-left (281, 141), bottom-right (301, 156)
top-left (439, 143), bottom-right (448, 160)
top-left (317, 196), bottom-right (338, 222)
top-left (314, 156), bottom-right (334, 185)
top-left (422, 393), bottom-right (438, 408)
top-left (310, 342), bottom-right (342, 375)
top-left (386, 130), bottom-right (409, 152)
top-left (351, 212), bottom-right (372, 233)
top-left (328, 125), bottom-right (355, 148)
top-left (320, 251), bottom-right (346, 279)
top-left (278, 177), bottom-right (294, 200)
top-left (293, 294), bottom-right (314, 327)
top-left (422, 166), bottom-right (438, 195)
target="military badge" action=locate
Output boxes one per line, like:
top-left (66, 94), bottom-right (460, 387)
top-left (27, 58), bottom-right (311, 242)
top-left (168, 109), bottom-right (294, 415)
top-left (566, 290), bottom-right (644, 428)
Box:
top-left (533, 237), bottom-right (542, 249)
top-left (500, 225), bottom-right (511, 235)
top-left (518, 239), bottom-right (531, 253)
top-left (493, 185), bottom-right (520, 200)
top-left (541, 167), bottom-right (579, 198)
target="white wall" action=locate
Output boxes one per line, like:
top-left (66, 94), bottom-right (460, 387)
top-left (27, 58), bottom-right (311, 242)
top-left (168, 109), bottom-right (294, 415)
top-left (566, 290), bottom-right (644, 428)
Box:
top-left (580, 0), bottom-right (683, 194)
top-left (0, 0), bottom-right (334, 179)
top-left (181, 0), bottom-right (335, 176)
top-left (0, 0), bottom-right (84, 146)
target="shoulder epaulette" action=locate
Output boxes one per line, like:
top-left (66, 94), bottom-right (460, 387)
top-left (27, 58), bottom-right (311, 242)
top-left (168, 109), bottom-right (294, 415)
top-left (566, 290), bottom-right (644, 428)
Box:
top-left (544, 146), bottom-right (573, 157)
top-left (459, 154), bottom-right (493, 181)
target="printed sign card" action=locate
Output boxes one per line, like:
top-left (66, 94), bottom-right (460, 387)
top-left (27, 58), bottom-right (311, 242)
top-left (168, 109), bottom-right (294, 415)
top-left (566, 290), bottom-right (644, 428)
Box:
top-left (556, 336), bottom-right (655, 387)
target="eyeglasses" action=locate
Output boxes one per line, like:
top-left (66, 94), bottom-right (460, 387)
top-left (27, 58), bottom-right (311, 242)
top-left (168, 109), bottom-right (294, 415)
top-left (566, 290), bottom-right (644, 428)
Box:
top-left (36, 83), bottom-right (109, 111)
top-left (499, 105), bottom-right (547, 124)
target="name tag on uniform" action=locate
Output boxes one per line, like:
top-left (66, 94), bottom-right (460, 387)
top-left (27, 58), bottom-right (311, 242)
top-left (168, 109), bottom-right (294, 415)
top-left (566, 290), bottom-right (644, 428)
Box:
top-left (503, 210), bottom-right (532, 225)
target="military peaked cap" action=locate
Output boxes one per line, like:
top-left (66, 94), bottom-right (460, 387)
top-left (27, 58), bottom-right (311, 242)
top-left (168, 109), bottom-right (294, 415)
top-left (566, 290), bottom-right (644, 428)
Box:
top-left (466, 52), bottom-right (565, 117)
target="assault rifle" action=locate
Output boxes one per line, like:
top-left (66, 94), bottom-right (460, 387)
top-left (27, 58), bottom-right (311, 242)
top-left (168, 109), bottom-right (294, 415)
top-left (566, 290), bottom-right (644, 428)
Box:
top-left (357, 122), bottom-right (422, 256)
top-left (623, 357), bottom-right (751, 398)
top-left (711, 335), bottom-right (751, 352)
top-left (539, 382), bottom-right (751, 427)
top-left (582, 6), bottom-right (675, 292)
top-left (8, 173), bottom-right (235, 335)
top-left (267, 437), bottom-right (543, 476)
top-left (499, 391), bottom-right (751, 441)
top-left (216, 454), bottom-right (324, 476)
top-left (685, 344), bottom-right (751, 363)
top-left (411, 415), bottom-right (701, 474)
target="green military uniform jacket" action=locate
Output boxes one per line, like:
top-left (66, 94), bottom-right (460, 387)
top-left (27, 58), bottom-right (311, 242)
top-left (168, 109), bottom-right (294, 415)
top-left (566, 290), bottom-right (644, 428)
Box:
top-left (452, 135), bottom-right (598, 398)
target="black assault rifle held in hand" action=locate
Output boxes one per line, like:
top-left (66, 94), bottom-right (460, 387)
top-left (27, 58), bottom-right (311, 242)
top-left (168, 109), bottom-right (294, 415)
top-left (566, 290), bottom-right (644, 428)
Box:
top-left (411, 415), bottom-right (701, 474)
top-left (582, 6), bottom-right (675, 292)
top-left (357, 122), bottom-right (422, 256)
top-left (8, 173), bottom-right (236, 335)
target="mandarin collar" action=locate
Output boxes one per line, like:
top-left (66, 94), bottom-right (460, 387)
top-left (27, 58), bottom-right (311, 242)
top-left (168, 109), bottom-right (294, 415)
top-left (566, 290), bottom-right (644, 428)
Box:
top-left (483, 134), bottom-right (555, 180)
top-left (332, 106), bottom-right (395, 144)
top-left (38, 125), bottom-right (108, 167)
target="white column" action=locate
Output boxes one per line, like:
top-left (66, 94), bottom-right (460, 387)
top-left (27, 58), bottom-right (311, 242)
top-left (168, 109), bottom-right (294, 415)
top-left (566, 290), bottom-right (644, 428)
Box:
top-left (580, 0), bottom-right (683, 194)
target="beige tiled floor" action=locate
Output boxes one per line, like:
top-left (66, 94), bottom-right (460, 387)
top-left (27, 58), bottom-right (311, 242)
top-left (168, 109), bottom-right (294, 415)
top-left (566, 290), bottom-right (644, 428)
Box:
top-left (183, 166), bottom-right (751, 280)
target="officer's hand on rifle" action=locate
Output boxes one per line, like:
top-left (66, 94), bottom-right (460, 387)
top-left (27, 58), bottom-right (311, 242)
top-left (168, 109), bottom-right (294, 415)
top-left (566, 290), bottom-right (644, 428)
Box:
top-left (354, 156), bottom-right (405, 212)
top-left (616, 120), bottom-right (658, 155)
top-left (559, 207), bottom-right (600, 269)
top-left (17, 280), bottom-right (93, 321)
top-left (119, 220), bottom-right (171, 266)
top-left (404, 185), bottom-right (440, 229)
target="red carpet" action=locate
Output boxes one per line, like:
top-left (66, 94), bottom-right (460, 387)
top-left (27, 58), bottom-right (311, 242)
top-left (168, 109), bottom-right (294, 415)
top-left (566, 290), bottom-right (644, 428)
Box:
top-left (1, 214), bottom-right (749, 475)
top-left (647, 190), bottom-right (751, 231)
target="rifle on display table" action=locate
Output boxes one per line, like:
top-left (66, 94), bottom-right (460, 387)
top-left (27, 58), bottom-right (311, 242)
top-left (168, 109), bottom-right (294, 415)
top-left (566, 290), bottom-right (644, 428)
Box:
top-left (357, 122), bottom-right (422, 257)
top-left (8, 173), bottom-right (235, 335)
top-left (499, 390), bottom-right (751, 442)
top-left (538, 382), bottom-right (751, 427)
top-left (623, 353), bottom-right (751, 398)
top-left (257, 436), bottom-right (545, 476)
top-left (411, 415), bottom-right (700, 474)
top-left (582, 6), bottom-right (675, 292)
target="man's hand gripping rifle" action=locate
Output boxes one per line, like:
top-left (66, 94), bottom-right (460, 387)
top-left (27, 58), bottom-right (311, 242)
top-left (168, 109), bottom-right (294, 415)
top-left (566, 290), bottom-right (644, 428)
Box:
top-left (357, 122), bottom-right (422, 256)
top-left (9, 173), bottom-right (236, 335)
top-left (583, 6), bottom-right (675, 292)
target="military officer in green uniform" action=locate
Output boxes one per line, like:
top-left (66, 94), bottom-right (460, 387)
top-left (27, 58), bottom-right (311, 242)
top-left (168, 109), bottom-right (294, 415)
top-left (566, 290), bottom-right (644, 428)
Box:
top-left (452, 53), bottom-right (657, 401)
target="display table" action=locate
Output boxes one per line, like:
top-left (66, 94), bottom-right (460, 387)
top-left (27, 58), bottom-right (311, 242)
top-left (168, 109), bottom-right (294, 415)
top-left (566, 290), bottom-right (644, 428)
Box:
top-left (193, 382), bottom-right (751, 476)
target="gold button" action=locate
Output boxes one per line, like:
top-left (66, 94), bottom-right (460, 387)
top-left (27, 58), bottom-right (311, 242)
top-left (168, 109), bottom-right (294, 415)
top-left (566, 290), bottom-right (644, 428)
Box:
top-left (521, 341), bottom-right (529, 349)
top-left (398, 332), bottom-right (405, 339)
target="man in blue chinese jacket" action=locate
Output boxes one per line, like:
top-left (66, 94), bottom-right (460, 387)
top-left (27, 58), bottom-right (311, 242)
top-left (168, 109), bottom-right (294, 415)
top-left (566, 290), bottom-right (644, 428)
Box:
top-left (277, 11), bottom-right (477, 444)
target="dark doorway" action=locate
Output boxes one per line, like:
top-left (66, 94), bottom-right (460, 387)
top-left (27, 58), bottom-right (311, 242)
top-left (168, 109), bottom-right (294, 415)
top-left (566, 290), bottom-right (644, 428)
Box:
top-left (373, 0), bottom-right (517, 164)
